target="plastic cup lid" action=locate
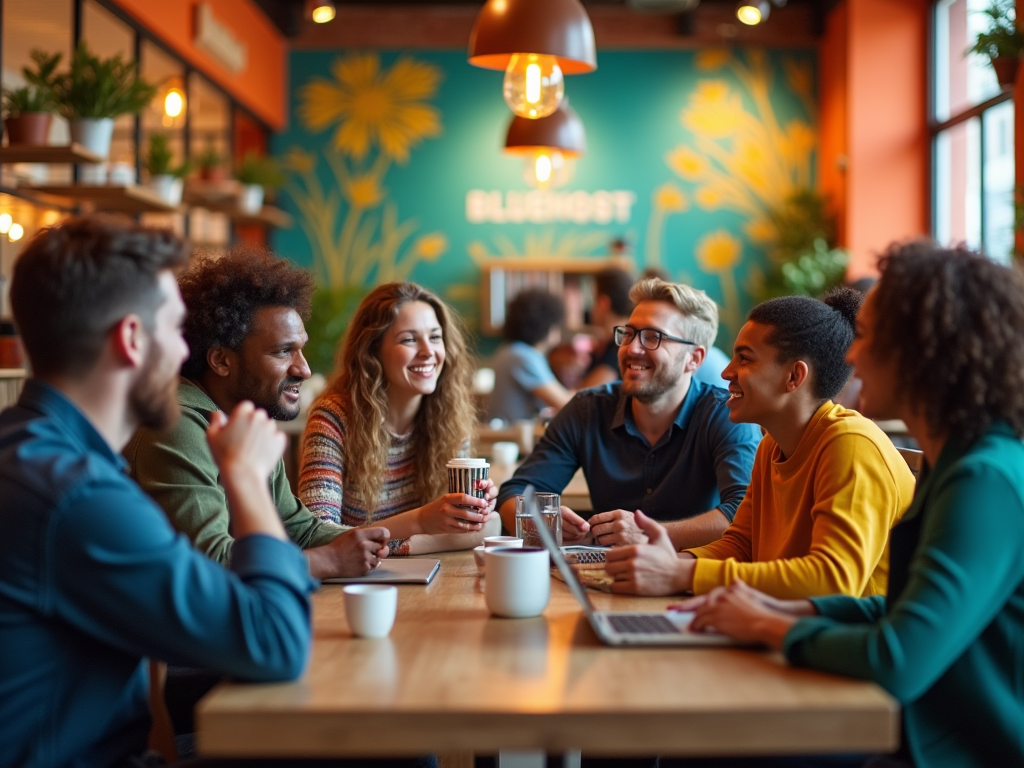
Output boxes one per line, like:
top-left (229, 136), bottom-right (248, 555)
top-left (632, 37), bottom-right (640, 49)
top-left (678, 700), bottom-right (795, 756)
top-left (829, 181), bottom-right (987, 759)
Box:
top-left (447, 457), bottom-right (489, 468)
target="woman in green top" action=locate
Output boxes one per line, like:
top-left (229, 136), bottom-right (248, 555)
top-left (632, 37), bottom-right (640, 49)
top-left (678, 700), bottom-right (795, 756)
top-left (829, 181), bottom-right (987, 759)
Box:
top-left (675, 241), bottom-right (1024, 768)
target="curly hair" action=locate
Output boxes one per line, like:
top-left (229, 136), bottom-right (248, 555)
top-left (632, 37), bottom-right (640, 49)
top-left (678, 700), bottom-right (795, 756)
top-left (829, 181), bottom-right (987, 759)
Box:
top-left (11, 215), bottom-right (188, 377)
top-left (178, 245), bottom-right (314, 380)
top-left (870, 241), bottom-right (1024, 445)
top-left (322, 283), bottom-right (475, 517)
top-left (503, 289), bottom-right (565, 345)
top-left (747, 287), bottom-right (862, 400)
top-left (629, 277), bottom-right (719, 350)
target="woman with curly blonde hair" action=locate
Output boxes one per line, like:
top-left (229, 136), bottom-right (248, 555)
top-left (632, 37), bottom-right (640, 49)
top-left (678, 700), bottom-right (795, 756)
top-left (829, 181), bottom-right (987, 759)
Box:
top-left (299, 282), bottom-right (499, 555)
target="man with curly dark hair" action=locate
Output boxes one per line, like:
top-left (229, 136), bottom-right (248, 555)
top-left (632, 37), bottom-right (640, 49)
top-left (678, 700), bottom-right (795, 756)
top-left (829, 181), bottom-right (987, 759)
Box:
top-left (125, 246), bottom-right (390, 579)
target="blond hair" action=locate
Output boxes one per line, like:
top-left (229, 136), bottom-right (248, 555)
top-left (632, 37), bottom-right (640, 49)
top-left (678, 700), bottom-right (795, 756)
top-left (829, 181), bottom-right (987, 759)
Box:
top-left (629, 278), bottom-right (718, 349)
top-left (321, 282), bottom-right (475, 517)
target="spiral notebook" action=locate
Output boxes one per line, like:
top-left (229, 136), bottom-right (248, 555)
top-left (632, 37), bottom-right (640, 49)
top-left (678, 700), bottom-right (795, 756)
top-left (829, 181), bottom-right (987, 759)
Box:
top-left (321, 558), bottom-right (440, 585)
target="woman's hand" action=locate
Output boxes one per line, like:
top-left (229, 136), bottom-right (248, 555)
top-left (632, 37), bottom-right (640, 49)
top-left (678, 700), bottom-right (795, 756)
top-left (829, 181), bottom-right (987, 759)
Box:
top-left (415, 492), bottom-right (498, 535)
top-left (478, 478), bottom-right (499, 515)
top-left (683, 580), bottom-right (804, 650)
top-left (668, 579), bottom-right (817, 617)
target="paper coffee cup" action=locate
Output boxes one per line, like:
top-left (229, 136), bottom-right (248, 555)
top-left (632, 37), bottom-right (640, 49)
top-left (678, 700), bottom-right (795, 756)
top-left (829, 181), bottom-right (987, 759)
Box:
top-left (447, 458), bottom-right (489, 509)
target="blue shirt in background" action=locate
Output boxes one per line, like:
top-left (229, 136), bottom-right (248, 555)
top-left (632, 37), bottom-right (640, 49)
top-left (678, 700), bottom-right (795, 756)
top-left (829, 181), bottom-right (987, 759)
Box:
top-left (497, 380), bottom-right (761, 522)
top-left (487, 340), bottom-right (557, 423)
top-left (0, 381), bottom-right (316, 768)
top-left (693, 345), bottom-right (731, 387)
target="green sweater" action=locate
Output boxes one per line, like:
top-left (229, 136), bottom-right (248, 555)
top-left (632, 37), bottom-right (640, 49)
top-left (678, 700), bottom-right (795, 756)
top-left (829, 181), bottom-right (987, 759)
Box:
top-left (784, 424), bottom-right (1024, 768)
top-left (124, 378), bottom-right (344, 565)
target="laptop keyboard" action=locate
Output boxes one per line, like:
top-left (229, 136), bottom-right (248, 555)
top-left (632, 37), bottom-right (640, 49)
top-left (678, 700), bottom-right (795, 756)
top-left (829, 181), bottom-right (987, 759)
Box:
top-left (607, 613), bottom-right (680, 635)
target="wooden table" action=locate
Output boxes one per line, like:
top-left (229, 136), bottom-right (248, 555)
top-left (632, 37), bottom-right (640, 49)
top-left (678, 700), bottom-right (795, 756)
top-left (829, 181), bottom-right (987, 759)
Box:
top-left (197, 552), bottom-right (898, 759)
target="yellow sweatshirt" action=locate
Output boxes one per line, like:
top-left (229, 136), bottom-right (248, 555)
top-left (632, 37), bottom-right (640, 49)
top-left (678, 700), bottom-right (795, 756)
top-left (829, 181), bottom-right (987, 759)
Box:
top-left (686, 401), bottom-right (915, 599)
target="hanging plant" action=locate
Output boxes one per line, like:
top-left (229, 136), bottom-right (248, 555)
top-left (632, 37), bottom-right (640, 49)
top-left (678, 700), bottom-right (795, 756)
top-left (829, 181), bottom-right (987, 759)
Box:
top-left (967, 0), bottom-right (1024, 88)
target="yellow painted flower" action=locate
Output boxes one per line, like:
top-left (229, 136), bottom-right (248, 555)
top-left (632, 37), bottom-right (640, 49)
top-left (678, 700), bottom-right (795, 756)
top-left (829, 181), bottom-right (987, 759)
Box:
top-left (343, 174), bottom-right (385, 208)
top-left (666, 147), bottom-right (707, 181)
top-left (744, 219), bottom-right (777, 243)
top-left (284, 147), bottom-right (314, 174)
top-left (696, 230), bottom-right (742, 273)
top-left (682, 81), bottom-right (744, 138)
top-left (653, 183), bottom-right (688, 212)
top-left (299, 52), bottom-right (443, 163)
top-left (695, 186), bottom-right (724, 209)
top-left (783, 121), bottom-right (816, 160)
top-left (414, 232), bottom-right (448, 260)
top-left (696, 49), bottom-right (731, 71)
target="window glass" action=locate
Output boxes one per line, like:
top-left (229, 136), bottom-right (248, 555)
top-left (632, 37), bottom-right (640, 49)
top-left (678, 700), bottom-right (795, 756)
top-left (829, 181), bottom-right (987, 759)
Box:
top-left (933, 0), bottom-right (1001, 123)
top-left (934, 117), bottom-right (982, 250)
top-left (982, 99), bottom-right (1015, 262)
top-left (81, 0), bottom-right (136, 168)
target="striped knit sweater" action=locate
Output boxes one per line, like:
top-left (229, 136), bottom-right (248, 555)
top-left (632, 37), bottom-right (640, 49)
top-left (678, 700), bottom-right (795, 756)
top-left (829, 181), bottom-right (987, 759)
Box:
top-left (299, 394), bottom-right (417, 555)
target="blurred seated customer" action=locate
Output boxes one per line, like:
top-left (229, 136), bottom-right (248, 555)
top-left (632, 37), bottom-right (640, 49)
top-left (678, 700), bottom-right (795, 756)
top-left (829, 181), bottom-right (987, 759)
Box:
top-left (126, 248), bottom-right (389, 579)
top-left (300, 282), bottom-right (499, 555)
top-left (578, 267), bottom-right (635, 390)
top-left (0, 217), bottom-right (314, 767)
top-left (606, 288), bottom-right (914, 599)
top-left (677, 242), bottom-right (1024, 768)
top-left (498, 278), bottom-right (760, 550)
top-left (486, 288), bottom-right (573, 422)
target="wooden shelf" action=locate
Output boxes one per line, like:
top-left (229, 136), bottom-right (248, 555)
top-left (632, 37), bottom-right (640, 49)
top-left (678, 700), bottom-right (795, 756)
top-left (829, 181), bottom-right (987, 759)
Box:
top-left (232, 206), bottom-right (293, 228)
top-left (183, 179), bottom-right (242, 207)
top-left (26, 184), bottom-right (180, 213)
top-left (0, 143), bottom-right (105, 164)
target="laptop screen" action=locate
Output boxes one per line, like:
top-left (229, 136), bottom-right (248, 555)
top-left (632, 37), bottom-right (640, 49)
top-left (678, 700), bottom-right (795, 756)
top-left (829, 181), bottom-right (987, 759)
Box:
top-left (524, 485), bottom-right (600, 620)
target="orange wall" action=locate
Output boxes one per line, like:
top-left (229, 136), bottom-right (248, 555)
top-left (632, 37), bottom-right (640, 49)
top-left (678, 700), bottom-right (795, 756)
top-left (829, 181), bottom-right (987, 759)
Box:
top-left (820, 0), bottom-right (930, 279)
top-left (108, 0), bottom-right (286, 130)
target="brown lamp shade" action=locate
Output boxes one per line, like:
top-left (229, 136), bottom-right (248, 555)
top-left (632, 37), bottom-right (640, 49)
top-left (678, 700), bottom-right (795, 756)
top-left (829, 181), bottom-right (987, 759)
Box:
top-left (504, 102), bottom-right (587, 157)
top-left (468, 0), bottom-right (598, 75)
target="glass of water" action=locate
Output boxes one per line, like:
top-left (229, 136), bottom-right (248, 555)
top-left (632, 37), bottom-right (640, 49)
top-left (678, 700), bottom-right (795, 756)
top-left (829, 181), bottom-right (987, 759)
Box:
top-left (514, 492), bottom-right (563, 547)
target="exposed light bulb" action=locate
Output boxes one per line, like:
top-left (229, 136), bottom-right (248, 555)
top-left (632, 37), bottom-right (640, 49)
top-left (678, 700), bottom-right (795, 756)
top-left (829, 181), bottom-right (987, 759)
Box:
top-left (0, 214), bottom-right (11, 234)
top-left (163, 89), bottom-right (184, 118)
top-left (535, 154), bottom-right (552, 183)
top-left (524, 149), bottom-right (568, 189)
top-left (310, 2), bottom-right (336, 23)
top-left (503, 53), bottom-right (564, 119)
top-left (9, 223), bottom-right (24, 242)
top-left (736, 1), bottom-right (769, 25)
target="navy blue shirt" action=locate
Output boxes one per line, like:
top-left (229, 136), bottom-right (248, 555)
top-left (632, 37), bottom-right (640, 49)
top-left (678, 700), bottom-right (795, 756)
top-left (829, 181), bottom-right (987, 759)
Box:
top-left (498, 381), bottom-right (761, 522)
top-left (0, 381), bottom-right (316, 768)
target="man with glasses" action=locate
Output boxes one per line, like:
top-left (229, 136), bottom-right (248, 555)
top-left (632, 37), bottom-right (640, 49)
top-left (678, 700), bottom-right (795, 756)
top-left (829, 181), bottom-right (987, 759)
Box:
top-left (497, 278), bottom-right (761, 549)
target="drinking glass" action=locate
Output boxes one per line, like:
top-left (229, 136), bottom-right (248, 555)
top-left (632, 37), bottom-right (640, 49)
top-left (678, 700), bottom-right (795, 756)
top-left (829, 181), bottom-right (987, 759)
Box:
top-left (514, 492), bottom-right (563, 547)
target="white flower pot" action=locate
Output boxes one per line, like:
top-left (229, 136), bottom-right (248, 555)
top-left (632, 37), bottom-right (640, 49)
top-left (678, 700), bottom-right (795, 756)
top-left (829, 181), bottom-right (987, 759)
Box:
top-left (239, 183), bottom-right (264, 214)
top-left (147, 175), bottom-right (183, 206)
top-left (69, 117), bottom-right (115, 158)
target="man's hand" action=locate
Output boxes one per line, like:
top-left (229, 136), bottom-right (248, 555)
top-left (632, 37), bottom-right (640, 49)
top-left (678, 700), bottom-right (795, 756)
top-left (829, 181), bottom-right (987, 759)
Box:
top-left (669, 579), bottom-right (816, 617)
top-left (687, 580), bottom-right (800, 649)
top-left (207, 402), bottom-right (287, 541)
top-left (309, 527), bottom-right (391, 579)
top-left (561, 506), bottom-right (591, 543)
top-left (589, 508), bottom-right (648, 546)
top-left (604, 511), bottom-right (694, 595)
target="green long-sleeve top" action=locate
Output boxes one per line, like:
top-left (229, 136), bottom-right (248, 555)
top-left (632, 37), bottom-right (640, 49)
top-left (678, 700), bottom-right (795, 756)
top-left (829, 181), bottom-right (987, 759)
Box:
top-left (783, 423), bottom-right (1024, 768)
top-left (124, 378), bottom-right (345, 565)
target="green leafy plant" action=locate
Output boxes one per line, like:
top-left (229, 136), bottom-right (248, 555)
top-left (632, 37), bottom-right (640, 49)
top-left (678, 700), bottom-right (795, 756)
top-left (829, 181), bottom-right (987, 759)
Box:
top-left (196, 142), bottom-right (224, 172)
top-left (236, 151), bottom-right (287, 189)
top-left (304, 285), bottom-right (368, 375)
top-left (50, 43), bottom-right (157, 119)
top-left (755, 190), bottom-right (849, 301)
top-left (967, 0), bottom-right (1024, 60)
top-left (3, 49), bottom-right (62, 117)
top-left (144, 134), bottom-right (190, 178)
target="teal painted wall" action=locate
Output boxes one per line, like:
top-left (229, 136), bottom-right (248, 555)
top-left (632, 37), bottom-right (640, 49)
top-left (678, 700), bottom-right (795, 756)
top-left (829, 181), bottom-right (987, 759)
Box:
top-left (272, 48), bottom-right (817, 360)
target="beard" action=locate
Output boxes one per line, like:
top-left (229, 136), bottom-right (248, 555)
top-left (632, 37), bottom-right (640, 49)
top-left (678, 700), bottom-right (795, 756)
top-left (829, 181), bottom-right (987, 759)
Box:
top-left (129, 342), bottom-right (181, 431)
top-left (620, 351), bottom-right (687, 404)
top-left (234, 363), bottom-right (303, 421)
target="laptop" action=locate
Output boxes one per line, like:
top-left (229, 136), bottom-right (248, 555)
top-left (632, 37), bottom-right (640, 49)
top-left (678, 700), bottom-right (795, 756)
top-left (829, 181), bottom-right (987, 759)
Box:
top-left (322, 557), bottom-right (440, 585)
top-left (524, 486), bottom-right (748, 647)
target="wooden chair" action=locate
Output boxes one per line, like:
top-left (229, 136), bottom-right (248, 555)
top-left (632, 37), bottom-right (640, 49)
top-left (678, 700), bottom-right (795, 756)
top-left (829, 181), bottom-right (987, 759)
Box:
top-left (148, 660), bottom-right (178, 763)
top-left (897, 447), bottom-right (924, 478)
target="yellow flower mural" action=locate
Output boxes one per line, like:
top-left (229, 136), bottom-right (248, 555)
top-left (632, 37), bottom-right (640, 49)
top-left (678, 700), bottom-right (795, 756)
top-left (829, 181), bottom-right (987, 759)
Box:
top-left (696, 231), bottom-right (743, 334)
top-left (286, 52), bottom-right (448, 290)
top-left (646, 183), bottom-right (689, 269)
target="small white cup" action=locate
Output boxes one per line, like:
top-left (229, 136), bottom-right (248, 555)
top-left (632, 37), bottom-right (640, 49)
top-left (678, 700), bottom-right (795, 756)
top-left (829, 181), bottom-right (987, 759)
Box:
top-left (483, 536), bottom-right (523, 549)
top-left (491, 441), bottom-right (519, 465)
top-left (484, 547), bottom-right (551, 618)
top-left (343, 585), bottom-right (397, 638)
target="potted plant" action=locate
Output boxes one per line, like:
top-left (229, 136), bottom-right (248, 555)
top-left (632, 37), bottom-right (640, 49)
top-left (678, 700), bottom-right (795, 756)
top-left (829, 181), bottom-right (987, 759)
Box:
top-left (4, 50), bottom-right (61, 147)
top-left (49, 43), bottom-right (157, 158)
top-left (235, 151), bottom-right (286, 214)
top-left (967, 0), bottom-right (1024, 88)
top-left (194, 142), bottom-right (228, 182)
top-left (144, 133), bottom-right (189, 206)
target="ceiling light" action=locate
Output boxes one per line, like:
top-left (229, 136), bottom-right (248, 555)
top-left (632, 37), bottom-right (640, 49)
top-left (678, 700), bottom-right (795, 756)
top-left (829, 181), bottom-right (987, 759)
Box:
top-left (469, 0), bottom-right (597, 120)
top-left (0, 214), bottom-right (11, 234)
top-left (305, 0), bottom-right (336, 24)
top-left (736, 1), bottom-right (770, 25)
top-left (163, 88), bottom-right (185, 118)
top-left (504, 101), bottom-right (586, 188)
top-left (8, 223), bottom-right (24, 242)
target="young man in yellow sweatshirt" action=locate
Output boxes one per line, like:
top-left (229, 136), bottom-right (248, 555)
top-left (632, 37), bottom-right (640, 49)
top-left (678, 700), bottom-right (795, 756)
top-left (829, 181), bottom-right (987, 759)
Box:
top-left (605, 288), bottom-right (916, 599)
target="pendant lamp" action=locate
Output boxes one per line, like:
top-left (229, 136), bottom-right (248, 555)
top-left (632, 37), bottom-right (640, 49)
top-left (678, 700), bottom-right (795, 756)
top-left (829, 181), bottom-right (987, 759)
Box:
top-left (469, 0), bottom-right (597, 120)
top-left (504, 101), bottom-right (586, 188)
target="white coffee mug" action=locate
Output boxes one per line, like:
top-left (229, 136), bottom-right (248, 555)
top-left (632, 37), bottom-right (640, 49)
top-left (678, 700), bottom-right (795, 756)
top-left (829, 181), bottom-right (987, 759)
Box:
top-left (484, 547), bottom-right (550, 618)
top-left (343, 585), bottom-right (398, 638)
top-left (491, 441), bottom-right (519, 465)
top-left (483, 536), bottom-right (523, 549)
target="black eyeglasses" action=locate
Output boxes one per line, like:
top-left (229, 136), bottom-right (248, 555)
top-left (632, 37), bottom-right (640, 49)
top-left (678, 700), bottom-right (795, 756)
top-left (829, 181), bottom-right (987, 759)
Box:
top-left (613, 325), bottom-right (695, 351)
